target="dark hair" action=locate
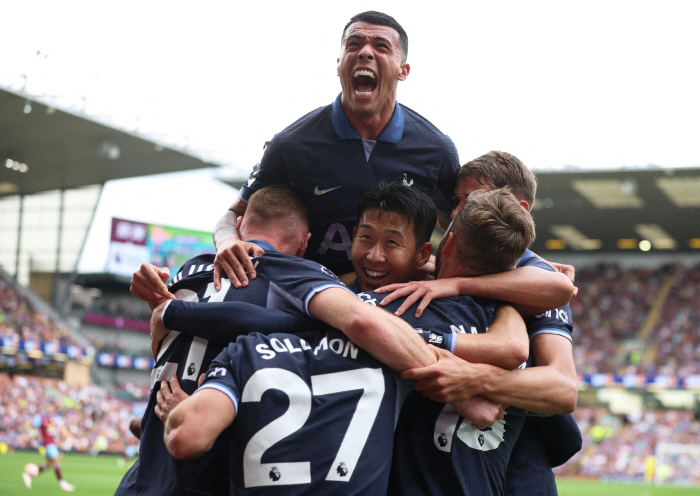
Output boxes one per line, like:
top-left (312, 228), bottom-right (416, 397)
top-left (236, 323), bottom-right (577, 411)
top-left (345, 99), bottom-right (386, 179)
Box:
top-left (450, 188), bottom-right (536, 274)
top-left (357, 181), bottom-right (436, 249)
top-left (458, 151), bottom-right (537, 207)
top-left (246, 184), bottom-right (309, 241)
top-left (342, 11), bottom-right (408, 60)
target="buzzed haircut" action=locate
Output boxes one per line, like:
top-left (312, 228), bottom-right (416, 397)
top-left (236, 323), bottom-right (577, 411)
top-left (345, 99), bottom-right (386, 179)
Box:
top-left (357, 181), bottom-right (436, 250)
top-left (342, 11), bottom-right (409, 61)
top-left (458, 151), bottom-right (537, 208)
top-left (451, 188), bottom-right (536, 274)
top-left (245, 184), bottom-right (310, 241)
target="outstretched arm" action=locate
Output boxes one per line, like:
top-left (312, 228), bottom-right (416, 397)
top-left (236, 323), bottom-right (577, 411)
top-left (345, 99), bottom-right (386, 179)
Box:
top-left (309, 288), bottom-right (503, 427)
top-left (308, 288), bottom-right (438, 373)
top-left (376, 266), bottom-right (574, 317)
top-left (212, 199), bottom-right (265, 290)
top-left (149, 299), bottom-right (327, 358)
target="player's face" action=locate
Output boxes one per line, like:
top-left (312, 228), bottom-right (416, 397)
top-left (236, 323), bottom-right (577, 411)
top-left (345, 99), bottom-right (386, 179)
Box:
top-left (337, 22), bottom-right (409, 120)
top-left (352, 208), bottom-right (421, 292)
top-left (451, 175), bottom-right (492, 220)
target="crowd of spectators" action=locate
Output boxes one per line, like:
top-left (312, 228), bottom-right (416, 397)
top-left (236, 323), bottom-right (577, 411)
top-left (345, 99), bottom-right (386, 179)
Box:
top-left (556, 406), bottom-right (700, 485)
top-left (0, 373), bottom-right (141, 455)
top-left (0, 272), bottom-right (82, 351)
top-left (649, 268), bottom-right (700, 377)
top-left (569, 263), bottom-right (668, 375)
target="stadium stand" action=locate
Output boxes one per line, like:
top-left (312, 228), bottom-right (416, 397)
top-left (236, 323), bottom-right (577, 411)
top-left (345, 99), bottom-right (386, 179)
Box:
top-left (0, 373), bottom-right (142, 455)
top-left (556, 406), bottom-right (700, 485)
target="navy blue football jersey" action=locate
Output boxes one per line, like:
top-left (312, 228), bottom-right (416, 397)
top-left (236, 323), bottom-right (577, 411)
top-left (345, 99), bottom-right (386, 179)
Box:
top-left (504, 250), bottom-right (581, 496)
top-left (115, 242), bottom-right (350, 496)
top-left (239, 94), bottom-right (459, 275)
top-left (355, 291), bottom-right (527, 496)
top-left (200, 326), bottom-right (452, 496)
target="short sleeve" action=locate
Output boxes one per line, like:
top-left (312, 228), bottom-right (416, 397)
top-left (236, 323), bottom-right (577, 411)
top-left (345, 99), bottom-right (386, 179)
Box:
top-left (238, 139), bottom-right (290, 202)
top-left (199, 343), bottom-right (241, 413)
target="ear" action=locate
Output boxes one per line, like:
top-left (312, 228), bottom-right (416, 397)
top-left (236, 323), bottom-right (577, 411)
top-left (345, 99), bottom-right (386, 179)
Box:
top-left (519, 200), bottom-right (530, 212)
top-left (398, 62), bottom-right (410, 81)
top-left (337, 57), bottom-right (340, 76)
top-left (414, 242), bottom-right (433, 269)
top-left (295, 232), bottom-right (312, 258)
top-left (442, 232), bottom-right (457, 259)
top-left (235, 215), bottom-right (244, 231)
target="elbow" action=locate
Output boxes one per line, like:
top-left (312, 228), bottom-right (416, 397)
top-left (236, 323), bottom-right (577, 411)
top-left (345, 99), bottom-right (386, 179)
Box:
top-left (557, 378), bottom-right (578, 414)
top-left (165, 430), bottom-right (209, 460)
top-left (552, 274), bottom-right (575, 307)
top-left (501, 331), bottom-right (530, 370)
top-left (164, 419), bottom-right (210, 460)
top-left (343, 312), bottom-right (375, 347)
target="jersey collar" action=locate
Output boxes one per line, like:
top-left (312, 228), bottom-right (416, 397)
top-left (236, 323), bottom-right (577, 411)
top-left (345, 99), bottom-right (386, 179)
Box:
top-left (248, 240), bottom-right (277, 252)
top-left (331, 93), bottom-right (404, 143)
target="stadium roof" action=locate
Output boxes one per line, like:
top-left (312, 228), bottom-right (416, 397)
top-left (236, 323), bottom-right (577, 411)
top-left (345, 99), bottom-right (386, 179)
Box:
top-left (0, 86), bottom-right (216, 198)
top-left (529, 167), bottom-right (700, 254)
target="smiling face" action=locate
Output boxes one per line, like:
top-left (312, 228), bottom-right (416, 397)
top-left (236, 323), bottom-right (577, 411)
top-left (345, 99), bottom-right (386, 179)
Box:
top-left (352, 208), bottom-right (425, 292)
top-left (337, 22), bottom-right (409, 120)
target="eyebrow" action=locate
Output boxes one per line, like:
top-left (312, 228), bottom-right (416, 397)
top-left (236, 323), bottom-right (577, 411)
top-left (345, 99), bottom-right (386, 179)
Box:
top-left (357, 224), bottom-right (406, 239)
top-left (346, 34), bottom-right (394, 46)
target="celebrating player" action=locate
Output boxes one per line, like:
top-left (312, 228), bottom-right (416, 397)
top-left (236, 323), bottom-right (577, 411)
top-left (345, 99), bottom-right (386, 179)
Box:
top-left (22, 404), bottom-right (75, 492)
top-left (120, 184), bottom-right (478, 496)
top-left (154, 184), bottom-right (541, 494)
top-left (162, 186), bottom-right (537, 494)
top-left (380, 151), bottom-right (581, 495)
top-left (208, 10), bottom-right (459, 291)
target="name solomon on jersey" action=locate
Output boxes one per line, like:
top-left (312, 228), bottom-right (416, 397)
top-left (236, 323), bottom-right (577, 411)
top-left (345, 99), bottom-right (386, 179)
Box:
top-left (254, 334), bottom-right (362, 361)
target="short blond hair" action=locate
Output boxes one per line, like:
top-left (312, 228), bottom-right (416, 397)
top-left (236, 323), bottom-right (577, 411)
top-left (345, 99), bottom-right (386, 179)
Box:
top-left (450, 188), bottom-right (536, 274)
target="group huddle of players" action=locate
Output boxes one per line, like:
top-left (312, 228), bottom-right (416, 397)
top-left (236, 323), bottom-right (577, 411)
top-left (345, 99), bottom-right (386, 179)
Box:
top-left (116, 10), bottom-right (581, 496)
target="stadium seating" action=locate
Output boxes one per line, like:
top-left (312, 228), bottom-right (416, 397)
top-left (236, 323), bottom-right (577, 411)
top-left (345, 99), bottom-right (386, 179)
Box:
top-left (555, 406), bottom-right (700, 485)
top-left (0, 373), bottom-right (141, 455)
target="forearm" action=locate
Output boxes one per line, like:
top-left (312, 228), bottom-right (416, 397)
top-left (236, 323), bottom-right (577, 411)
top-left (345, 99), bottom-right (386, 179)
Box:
top-left (454, 305), bottom-right (529, 370)
top-left (213, 209), bottom-right (241, 249)
top-left (162, 301), bottom-right (325, 343)
top-left (456, 267), bottom-right (574, 312)
top-left (309, 289), bottom-right (437, 372)
top-left (472, 363), bottom-right (577, 414)
top-left (346, 309), bottom-right (438, 372)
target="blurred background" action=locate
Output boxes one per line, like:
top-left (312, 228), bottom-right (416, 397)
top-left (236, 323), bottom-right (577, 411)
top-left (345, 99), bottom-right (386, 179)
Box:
top-left (1, 0), bottom-right (699, 491)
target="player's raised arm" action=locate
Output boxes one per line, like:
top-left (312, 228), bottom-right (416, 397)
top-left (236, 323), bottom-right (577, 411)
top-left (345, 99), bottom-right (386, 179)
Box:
top-left (212, 198), bottom-right (265, 290)
top-left (164, 387), bottom-right (235, 460)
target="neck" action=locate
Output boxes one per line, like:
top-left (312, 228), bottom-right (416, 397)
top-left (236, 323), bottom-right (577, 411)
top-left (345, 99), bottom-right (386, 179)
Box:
top-left (438, 262), bottom-right (483, 280)
top-left (340, 95), bottom-right (397, 140)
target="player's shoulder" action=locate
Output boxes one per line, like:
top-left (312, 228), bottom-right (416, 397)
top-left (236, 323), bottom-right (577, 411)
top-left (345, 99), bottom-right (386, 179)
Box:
top-left (260, 251), bottom-right (340, 281)
top-left (168, 254), bottom-right (216, 290)
top-left (272, 104), bottom-right (333, 141)
top-left (398, 103), bottom-right (456, 146)
top-left (516, 249), bottom-right (554, 272)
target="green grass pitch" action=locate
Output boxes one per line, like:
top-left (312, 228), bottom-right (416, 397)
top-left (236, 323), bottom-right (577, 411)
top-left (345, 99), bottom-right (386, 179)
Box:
top-left (0, 451), bottom-right (133, 495)
top-left (2, 451), bottom-right (698, 495)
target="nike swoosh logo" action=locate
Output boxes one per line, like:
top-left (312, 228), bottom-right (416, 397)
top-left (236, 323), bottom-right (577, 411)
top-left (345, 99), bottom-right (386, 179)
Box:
top-left (314, 185), bottom-right (343, 195)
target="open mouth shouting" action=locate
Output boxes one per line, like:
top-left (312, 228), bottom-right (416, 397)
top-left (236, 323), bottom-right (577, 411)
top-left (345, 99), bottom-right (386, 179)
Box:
top-left (353, 69), bottom-right (377, 97)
